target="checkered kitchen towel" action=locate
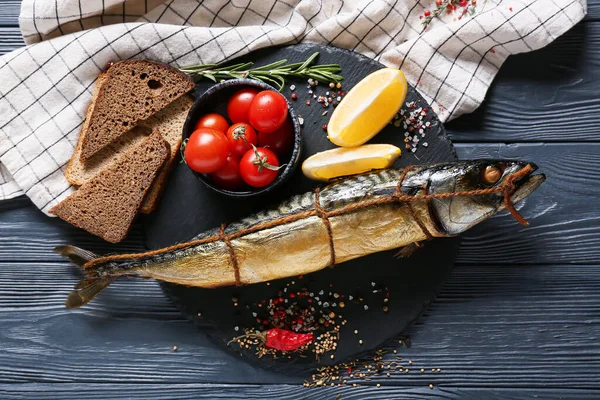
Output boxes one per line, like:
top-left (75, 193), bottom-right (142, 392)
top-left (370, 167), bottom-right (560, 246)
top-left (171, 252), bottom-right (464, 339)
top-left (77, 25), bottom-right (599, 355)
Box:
top-left (0, 0), bottom-right (586, 214)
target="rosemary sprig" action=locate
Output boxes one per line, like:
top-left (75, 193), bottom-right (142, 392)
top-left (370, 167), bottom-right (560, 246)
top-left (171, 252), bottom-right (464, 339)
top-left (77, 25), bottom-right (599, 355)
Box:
top-left (179, 52), bottom-right (343, 91)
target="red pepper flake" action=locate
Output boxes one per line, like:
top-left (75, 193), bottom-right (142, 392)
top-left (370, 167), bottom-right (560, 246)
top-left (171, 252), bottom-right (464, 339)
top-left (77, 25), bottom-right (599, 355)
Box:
top-left (424, 10), bottom-right (431, 16)
top-left (291, 93), bottom-right (298, 100)
top-left (490, 48), bottom-right (496, 53)
top-left (459, 0), bottom-right (467, 7)
top-left (436, 0), bottom-right (442, 4)
top-left (306, 100), bottom-right (311, 105)
top-left (322, 124), bottom-right (328, 131)
top-left (289, 292), bottom-right (296, 298)
top-left (298, 275), bottom-right (303, 280)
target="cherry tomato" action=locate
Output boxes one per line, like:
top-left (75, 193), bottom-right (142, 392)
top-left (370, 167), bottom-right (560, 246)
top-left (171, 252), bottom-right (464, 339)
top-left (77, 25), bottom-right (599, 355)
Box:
top-left (227, 87), bottom-right (259, 123)
top-left (240, 147), bottom-right (280, 188)
top-left (194, 113), bottom-right (229, 134)
top-left (210, 154), bottom-right (244, 190)
top-left (184, 128), bottom-right (229, 173)
top-left (226, 123), bottom-right (257, 156)
top-left (248, 90), bottom-right (288, 133)
top-left (257, 118), bottom-right (294, 157)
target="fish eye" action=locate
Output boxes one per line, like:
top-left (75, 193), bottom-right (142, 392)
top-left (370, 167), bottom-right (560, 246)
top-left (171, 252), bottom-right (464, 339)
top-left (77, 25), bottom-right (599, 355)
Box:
top-left (482, 166), bottom-right (502, 185)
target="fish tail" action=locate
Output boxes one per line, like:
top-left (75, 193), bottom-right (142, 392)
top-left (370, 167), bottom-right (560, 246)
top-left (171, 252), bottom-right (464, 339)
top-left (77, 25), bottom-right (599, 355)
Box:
top-left (54, 245), bottom-right (117, 309)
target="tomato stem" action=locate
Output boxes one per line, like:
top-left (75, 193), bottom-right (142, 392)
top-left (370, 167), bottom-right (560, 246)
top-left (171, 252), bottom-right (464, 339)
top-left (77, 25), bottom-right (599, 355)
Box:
top-left (232, 125), bottom-right (248, 142)
top-left (251, 145), bottom-right (282, 173)
top-left (179, 138), bottom-right (188, 164)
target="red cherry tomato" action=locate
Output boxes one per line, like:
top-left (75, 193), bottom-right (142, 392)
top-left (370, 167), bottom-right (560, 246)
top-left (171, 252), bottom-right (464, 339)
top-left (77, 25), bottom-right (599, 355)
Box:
top-left (194, 113), bottom-right (229, 134)
top-left (248, 90), bottom-right (288, 133)
top-left (240, 147), bottom-right (280, 188)
top-left (227, 87), bottom-right (259, 123)
top-left (210, 154), bottom-right (244, 190)
top-left (257, 118), bottom-right (294, 157)
top-left (226, 123), bottom-right (257, 156)
top-left (184, 128), bottom-right (229, 173)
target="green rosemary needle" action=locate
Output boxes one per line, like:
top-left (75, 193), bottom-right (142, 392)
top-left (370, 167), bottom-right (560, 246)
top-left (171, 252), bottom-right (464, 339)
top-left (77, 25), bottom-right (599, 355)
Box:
top-left (179, 52), bottom-right (343, 91)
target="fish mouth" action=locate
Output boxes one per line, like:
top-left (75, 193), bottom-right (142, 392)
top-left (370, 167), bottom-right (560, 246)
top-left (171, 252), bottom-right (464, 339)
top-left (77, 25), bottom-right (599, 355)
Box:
top-left (503, 163), bottom-right (546, 208)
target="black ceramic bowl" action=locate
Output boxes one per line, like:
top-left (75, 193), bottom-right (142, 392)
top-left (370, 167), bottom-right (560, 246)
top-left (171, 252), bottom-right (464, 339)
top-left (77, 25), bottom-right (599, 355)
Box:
top-left (182, 79), bottom-right (302, 198)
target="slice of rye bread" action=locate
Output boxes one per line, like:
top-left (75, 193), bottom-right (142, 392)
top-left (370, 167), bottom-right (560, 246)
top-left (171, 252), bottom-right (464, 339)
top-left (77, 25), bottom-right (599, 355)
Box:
top-left (50, 131), bottom-right (170, 243)
top-left (65, 94), bottom-right (194, 213)
top-left (79, 59), bottom-right (194, 161)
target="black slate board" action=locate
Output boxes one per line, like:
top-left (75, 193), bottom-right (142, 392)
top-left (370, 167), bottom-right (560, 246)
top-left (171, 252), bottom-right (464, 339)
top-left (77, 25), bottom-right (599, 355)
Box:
top-left (143, 44), bottom-right (459, 372)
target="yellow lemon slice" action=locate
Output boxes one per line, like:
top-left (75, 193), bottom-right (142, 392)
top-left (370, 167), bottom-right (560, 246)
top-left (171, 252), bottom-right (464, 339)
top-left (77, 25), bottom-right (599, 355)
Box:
top-left (328, 68), bottom-right (408, 147)
top-left (302, 144), bottom-right (401, 182)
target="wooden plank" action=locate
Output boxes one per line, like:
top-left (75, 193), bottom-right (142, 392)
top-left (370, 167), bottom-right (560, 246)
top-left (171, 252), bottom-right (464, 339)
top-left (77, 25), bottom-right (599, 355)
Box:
top-left (590, 0), bottom-right (600, 20)
top-left (0, 196), bottom-right (146, 261)
top-left (1, 384), bottom-right (599, 399)
top-left (454, 143), bottom-right (600, 264)
top-left (0, 27), bottom-right (24, 55)
top-left (0, 262), bottom-right (598, 386)
top-left (1, 143), bottom-right (598, 264)
top-left (447, 21), bottom-right (600, 142)
top-left (0, 1), bottom-right (21, 27)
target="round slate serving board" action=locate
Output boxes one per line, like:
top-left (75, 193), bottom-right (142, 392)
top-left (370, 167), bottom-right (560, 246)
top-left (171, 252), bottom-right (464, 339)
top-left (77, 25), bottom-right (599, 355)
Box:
top-left (143, 44), bottom-right (459, 372)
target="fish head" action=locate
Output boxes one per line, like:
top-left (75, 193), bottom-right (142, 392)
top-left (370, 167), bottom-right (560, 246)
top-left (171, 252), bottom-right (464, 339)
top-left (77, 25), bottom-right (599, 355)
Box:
top-left (413, 160), bottom-right (546, 235)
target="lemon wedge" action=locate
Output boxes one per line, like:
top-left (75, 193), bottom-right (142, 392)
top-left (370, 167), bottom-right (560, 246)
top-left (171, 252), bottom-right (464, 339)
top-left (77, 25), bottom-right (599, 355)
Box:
top-left (302, 144), bottom-right (401, 182)
top-left (328, 68), bottom-right (408, 147)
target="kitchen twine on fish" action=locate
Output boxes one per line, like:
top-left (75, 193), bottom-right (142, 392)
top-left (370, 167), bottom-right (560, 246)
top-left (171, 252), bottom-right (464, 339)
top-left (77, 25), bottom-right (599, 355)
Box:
top-left (314, 187), bottom-right (336, 267)
top-left (83, 164), bottom-right (534, 274)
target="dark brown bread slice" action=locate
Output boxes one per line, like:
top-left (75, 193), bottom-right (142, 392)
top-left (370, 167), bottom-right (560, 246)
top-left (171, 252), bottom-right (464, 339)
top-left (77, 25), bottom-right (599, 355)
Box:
top-left (65, 95), bottom-right (194, 213)
top-left (79, 60), bottom-right (194, 161)
top-left (50, 131), bottom-right (170, 243)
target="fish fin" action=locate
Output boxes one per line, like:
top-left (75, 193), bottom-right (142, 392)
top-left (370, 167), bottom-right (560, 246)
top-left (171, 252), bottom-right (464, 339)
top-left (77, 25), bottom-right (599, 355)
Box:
top-left (53, 245), bottom-right (99, 267)
top-left (55, 245), bottom-right (115, 309)
top-left (394, 242), bottom-right (425, 258)
top-left (66, 276), bottom-right (116, 309)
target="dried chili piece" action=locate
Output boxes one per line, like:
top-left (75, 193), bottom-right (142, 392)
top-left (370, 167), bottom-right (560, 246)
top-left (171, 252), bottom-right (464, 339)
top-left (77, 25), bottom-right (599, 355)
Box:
top-left (265, 328), bottom-right (314, 351)
top-left (229, 328), bottom-right (314, 351)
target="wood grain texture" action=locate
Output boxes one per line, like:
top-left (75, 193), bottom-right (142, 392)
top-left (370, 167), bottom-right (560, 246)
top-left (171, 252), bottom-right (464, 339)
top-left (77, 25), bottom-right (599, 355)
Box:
top-left (0, 27), bottom-right (24, 55)
top-left (0, 196), bottom-right (146, 262)
top-left (1, 384), bottom-right (599, 399)
top-left (447, 22), bottom-right (600, 142)
top-left (0, 2), bottom-right (21, 26)
top-left (1, 2), bottom-right (600, 398)
top-left (454, 143), bottom-right (600, 264)
top-left (0, 261), bottom-right (598, 387)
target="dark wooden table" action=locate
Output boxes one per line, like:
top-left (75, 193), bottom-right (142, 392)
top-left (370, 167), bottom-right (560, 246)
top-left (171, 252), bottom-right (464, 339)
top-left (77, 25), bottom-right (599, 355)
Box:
top-left (1, 2), bottom-right (599, 399)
